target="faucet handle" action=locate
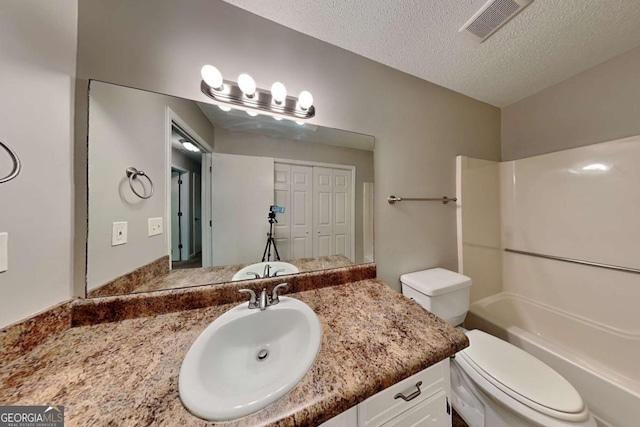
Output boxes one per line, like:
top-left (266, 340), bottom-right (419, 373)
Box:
top-left (271, 268), bottom-right (286, 277)
top-left (239, 289), bottom-right (258, 309)
top-left (270, 283), bottom-right (289, 305)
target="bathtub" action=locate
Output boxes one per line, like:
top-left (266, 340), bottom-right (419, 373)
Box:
top-left (465, 292), bottom-right (640, 427)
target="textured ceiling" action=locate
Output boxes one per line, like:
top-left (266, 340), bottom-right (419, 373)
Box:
top-left (223, 0), bottom-right (640, 107)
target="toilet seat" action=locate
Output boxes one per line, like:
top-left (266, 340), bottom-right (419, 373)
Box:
top-left (457, 330), bottom-right (591, 423)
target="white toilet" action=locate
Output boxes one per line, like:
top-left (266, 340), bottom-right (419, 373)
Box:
top-left (400, 268), bottom-right (597, 427)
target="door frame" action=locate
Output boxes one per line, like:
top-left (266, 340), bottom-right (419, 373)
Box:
top-left (165, 107), bottom-right (214, 268)
top-left (274, 158), bottom-right (356, 262)
top-left (191, 171), bottom-right (202, 258)
top-left (170, 165), bottom-right (190, 261)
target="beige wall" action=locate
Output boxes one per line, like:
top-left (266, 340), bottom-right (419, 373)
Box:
top-left (502, 45), bottom-right (640, 160)
top-left (0, 0), bottom-right (77, 328)
top-left (214, 128), bottom-right (374, 263)
top-left (87, 82), bottom-right (214, 291)
top-left (75, 0), bottom-right (501, 293)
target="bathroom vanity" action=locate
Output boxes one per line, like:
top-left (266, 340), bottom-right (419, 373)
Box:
top-left (323, 359), bottom-right (452, 427)
top-left (0, 266), bottom-right (467, 426)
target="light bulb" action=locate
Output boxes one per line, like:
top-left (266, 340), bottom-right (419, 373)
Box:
top-left (298, 91), bottom-right (313, 110)
top-left (247, 110), bottom-right (258, 117)
top-left (201, 65), bottom-right (223, 90)
top-left (218, 105), bottom-right (231, 112)
top-left (182, 141), bottom-right (201, 152)
top-left (271, 82), bottom-right (287, 104)
top-left (238, 73), bottom-right (256, 97)
top-left (273, 116), bottom-right (283, 121)
top-left (296, 121), bottom-right (305, 126)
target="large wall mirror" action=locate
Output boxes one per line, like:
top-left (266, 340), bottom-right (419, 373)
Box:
top-left (86, 81), bottom-right (375, 297)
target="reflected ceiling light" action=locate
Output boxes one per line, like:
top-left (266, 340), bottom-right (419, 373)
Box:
top-left (582, 163), bottom-right (609, 171)
top-left (273, 116), bottom-right (283, 121)
top-left (218, 105), bottom-right (232, 112)
top-left (296, 121), bottom-right (305, 126)
top-left (201, 65), bottom-right (223, 91)
top-left (568, 163), bottom-right (610, 174)
top-left (200, 65), bottom-right (315, 120)
top-left (271, 82), bottom-right (287, 104)
top-left (180, 139), bottom-right (201, 152)
top-left (247, 110), bottom-right (258, 117)
top-left (238, 73), bottom-right (256, 97)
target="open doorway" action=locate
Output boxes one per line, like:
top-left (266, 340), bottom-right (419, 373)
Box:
top-left (170, 124), bottom-right (205, 269)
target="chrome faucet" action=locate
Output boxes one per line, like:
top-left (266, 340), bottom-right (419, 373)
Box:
top-left (259, 288), bottom-right (268, 310)
top-left (263, 264), bottom-right (271, 278)
top-left (238, 283), bottom-right (289, 311)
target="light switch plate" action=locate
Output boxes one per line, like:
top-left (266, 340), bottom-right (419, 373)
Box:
top-left (148, 217), bottom-right (163, 236)
top-left (112, 222), bottom-right (128, 246)
top-left (0, 232), bottom-right (7, 273)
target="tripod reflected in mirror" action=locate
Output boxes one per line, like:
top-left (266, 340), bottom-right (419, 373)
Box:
top-left (262, 205), bottom-right (285, 262)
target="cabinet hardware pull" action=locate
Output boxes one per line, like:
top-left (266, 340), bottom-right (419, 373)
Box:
top-left (394, 381), bottom-right (423, 402)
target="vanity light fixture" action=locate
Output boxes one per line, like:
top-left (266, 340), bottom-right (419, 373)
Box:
top-left (200, 65), bottom-right (315, 119)
top-left (246, 110), bottom-right (258, 117)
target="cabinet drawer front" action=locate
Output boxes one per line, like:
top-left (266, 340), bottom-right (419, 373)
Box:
top-left (357, 359), bottom-right (449, 427)
top-left (381, 390), bottom-right (449, 427)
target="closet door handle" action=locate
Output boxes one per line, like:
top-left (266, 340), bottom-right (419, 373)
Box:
top-left (394, 381), bottom-right (422, 402)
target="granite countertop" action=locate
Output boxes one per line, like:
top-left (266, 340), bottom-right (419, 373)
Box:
top-left (133, 255), bottom-right (355, 293)
top-left (0, 279), bottom-right (467, 426)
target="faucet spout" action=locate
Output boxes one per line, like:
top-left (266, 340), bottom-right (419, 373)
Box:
top-left (263, 264), bottom-right (271, 278)
top-left (259, 288), bottom-right (268, 311)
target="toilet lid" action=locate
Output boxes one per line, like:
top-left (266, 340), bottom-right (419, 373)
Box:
top-left (459, 330), bottom-right (584, 415)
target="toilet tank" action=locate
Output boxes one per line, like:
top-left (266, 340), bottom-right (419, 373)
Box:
top-left (400, 268), bottom-right (471, 326)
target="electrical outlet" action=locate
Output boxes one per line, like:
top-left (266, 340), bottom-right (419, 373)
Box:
top-left (0, 232), bottom-right (7, 273)
top-left (112, 222), bottom-right (128, 246)
top-left (148, 217), bottom-right (163, 237)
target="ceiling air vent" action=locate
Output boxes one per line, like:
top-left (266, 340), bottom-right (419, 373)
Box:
top-left (459, 0), bottom-right (532, 42)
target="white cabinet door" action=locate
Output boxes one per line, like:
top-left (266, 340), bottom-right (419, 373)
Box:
top-left (358, 359), bottom-right (450, 427)
top-left (312, 166), bottom-right (353, 259)
top-left (274, 163), bottom-right (292, 260)
top-left (332, 168), bottom-right (352, 259)
top-left (290, 165), bottom-right (313, 258)
top-left (321, 361), bottom-right (451, 427)
top-left (320, 405), bottom-right (358, 427)
top-left (313, 167), bottom-right (334, 257)
top-left (274, 163), bottom-right (313, 260)
top-left (381, 391), bottom-right (449, 427)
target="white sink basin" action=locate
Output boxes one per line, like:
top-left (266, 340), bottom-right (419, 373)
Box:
top-left (231, 261), bottom-right (299, 281)
top-left (179, 296), bottom-right (322, 421)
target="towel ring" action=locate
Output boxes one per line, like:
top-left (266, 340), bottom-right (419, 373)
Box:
top-left (0, 141), bottom-right (21, 184)
top-left (126, 167), bottom-right (154, 199)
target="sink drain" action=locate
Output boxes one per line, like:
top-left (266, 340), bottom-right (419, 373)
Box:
top-left (256, 349), bottom-right (269, 361)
